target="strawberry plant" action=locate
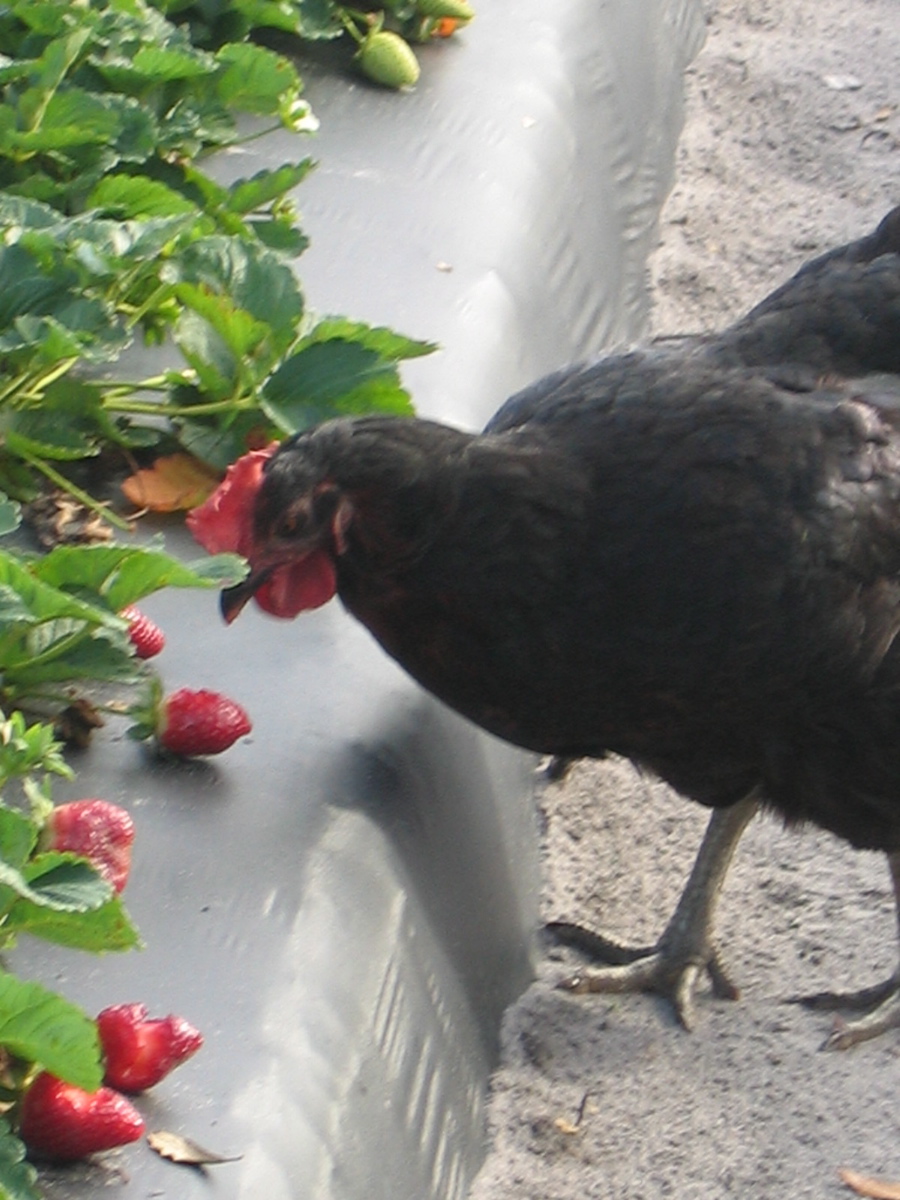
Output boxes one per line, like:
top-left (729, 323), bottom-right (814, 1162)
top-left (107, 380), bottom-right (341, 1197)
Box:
top-left (0, 714), bottom-right (136, 1193)
top-left (150, 0), bottom-right (475, 83)
top-left (0, 0), bottom-right (436, 529)
top-left (0, 539), bottom-right (244, 731)
top-left (0, 709), bottom-right (213, 1192)
top-left (0, 0), bottom-right (475, 1192)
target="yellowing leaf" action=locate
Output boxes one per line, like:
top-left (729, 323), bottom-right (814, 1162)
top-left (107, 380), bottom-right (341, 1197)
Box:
top-left (839, 1168), bottom-right (900, 1199)
top-left (121, 454), bottom-right (220, 512)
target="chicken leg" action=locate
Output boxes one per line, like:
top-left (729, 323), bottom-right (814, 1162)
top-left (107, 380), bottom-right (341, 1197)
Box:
top-left (552, 795), bottom-right (759, 1030)
top-left (794, 850), bottom-right (900, 1051)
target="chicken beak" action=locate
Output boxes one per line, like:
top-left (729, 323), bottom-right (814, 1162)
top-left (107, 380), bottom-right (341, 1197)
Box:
top-left (220, 567), bottom-right (273, 625)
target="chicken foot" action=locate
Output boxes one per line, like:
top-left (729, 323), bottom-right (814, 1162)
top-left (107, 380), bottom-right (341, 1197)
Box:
top-left (553, 795), bottom-right (759, 1031)
top-left (791, 850), bottom-right (900, 1051)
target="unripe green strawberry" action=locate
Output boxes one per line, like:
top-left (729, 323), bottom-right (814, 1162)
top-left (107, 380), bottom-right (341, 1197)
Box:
top-left (357, 31), bottom-right (420, 89)
top-left (416, 0), bottom-right (474, 21)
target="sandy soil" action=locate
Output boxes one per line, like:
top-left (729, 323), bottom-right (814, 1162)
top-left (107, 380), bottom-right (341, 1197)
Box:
top-left (469, 3), bottom-right (900, 1198)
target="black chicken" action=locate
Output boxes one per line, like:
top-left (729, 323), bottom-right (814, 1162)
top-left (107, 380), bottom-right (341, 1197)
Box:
top-left (212, 206), bottom-right (900, 1049)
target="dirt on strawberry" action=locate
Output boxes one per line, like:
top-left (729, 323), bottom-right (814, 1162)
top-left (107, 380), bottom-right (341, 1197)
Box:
top-left (468, 2), bottom-right (900, 1199)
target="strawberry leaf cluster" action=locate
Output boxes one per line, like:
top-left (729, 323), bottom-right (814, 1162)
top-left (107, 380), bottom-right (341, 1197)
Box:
top-left (0, 713), bottom-right (210, 1186)
top-left (0, 0), bottom-right (435, 522)
top-left (0, 540), bottom-right (244, 725)
top-left (0, 719), bottom-right (138, 1189)
top-left (153, 0), bottom-right (475, 79)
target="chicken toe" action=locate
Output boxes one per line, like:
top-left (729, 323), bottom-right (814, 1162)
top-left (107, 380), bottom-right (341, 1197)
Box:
top-left (556, 946), bottom-right (736, 1031)
top-left (820, 985), bottom-right (900, 1050)
top-left (793, 851), bottom-right (900, 1050)
top-left (551, 797), bottom-right (758, 1029)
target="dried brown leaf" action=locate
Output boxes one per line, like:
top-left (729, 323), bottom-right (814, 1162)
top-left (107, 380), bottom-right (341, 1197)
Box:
top-left (121, 454), bottom-right (220, 513)
top-left (25, 491), bottom-right (115, 548)
top-left (839, 1167), bottom-right (900, 1199)
top-left (147, 1130), bottom-right (242, 1166)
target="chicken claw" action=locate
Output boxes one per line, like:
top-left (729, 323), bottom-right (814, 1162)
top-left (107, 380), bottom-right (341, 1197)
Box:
top-left (792, 972), bottom-right (900, 1050)
top-left (821, 989), bottom-right (900, 1051)
top-left (554, 927), bottom-right (739, 1031)
top-left (791, 852), bottom-right (900, 1050)
top-left (551, 797), bottom-right (758, 1030)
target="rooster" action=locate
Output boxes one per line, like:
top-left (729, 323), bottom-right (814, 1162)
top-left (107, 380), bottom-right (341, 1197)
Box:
top-left (191, 206), bottom-right (900, 1049)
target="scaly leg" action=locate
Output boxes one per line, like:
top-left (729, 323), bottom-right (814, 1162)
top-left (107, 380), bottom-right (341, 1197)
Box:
top-left (553, 795), bottom-right (759, 1030)
top-left (796, 850), bottom-right (900, 1051)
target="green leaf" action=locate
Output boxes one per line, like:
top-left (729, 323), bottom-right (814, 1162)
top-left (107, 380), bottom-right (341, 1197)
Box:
top-left (0, 1116), bottom-right (40, 1200)
top-left (248, 216), bottom-right (309, 256)
top-left (0, 553), bottom-right (111, 629)
top-left (169, 235), bottom-right (303, 346)
top-left (0, 497), bottom-right (21, 537)
top-left (0, 710), bottom-right (71, 791)
top-left (6, 634), bottom-right (141, 687)
top-left (31, 28), bottom-right (91, 93)
top-left (213, 42), bottom-right (302, 115)
top-left (232, 0), bottom-right (344, 38)
top-left (174, 286), bottom-right (268, 383)
top-left (264, 340), bottom-right (386, 406)
top-left (0, 306), bottom-right (124, 363)
top-left (0, 245), bottom-right (73, 332)
top-left (88, 173), bottom-right (199, 219)
top-left (226, 161), bottom-right (315, 214)
top-left (0, 198), bottom-right (197, 269)
top-left (0, 854), bottom-right (111, 914)
top-left (0, 809), bottom-right (37, 874)
top-left (33, 542), bottom-right (247, 610)
top-left (308, 317), bottom-right (437, 361)
top-left (21, 854), bottom-right (112, 909)
top-left (262, 339), bottom-right (415, 433)
top-left (14, 88), bottom-right (122, 153)
top-left (3, 411), bottom-right (100, 463)
top-left (0, 246), bottom-right (123, 362)
top-left (0, 588), bottom-right (35, 630)
top-left (0, 971), bottom-right (101, 1090)
top-left (5, 891), bottom-right (141, 954)
top-left (0, 195), bottom-right (59, 233)
top-left (178, 412), bottom-right (278, 470)
top-left (132, 42), bottom-right (216, 81)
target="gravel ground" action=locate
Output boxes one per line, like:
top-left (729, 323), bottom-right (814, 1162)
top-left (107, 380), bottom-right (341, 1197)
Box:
top-left (468, 3), bottom-right (900, 1198)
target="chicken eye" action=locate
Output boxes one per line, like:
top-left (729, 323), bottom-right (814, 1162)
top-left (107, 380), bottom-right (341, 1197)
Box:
top-left (273, 512), bottom-right (302, 540)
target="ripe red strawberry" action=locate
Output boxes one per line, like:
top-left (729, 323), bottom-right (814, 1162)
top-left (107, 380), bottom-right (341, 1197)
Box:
top-left (156, 687), bottom-right (252, 756)
top-left (121, 605), bottom-right (165, 659)
top-left (97, 1003), bottom-right (204, 1092)
top-left (19, 1072), bottom-right (144, 1162)
top-left (44, 800), bottom-right (135, 894)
